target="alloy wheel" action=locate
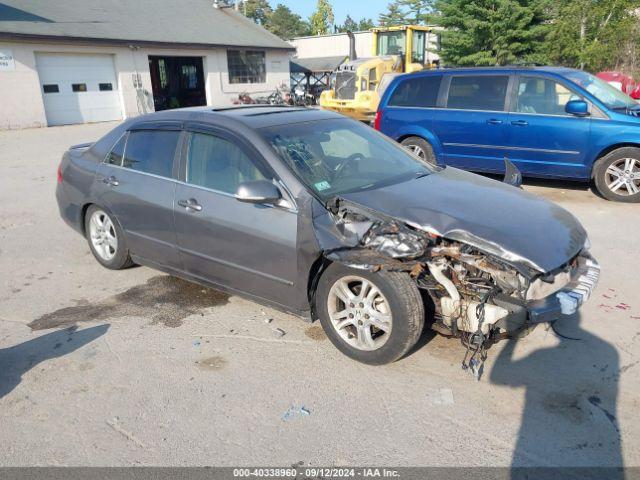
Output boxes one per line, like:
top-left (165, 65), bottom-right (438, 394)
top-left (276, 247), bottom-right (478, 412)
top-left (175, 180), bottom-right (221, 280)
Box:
top-left (327, 276), bottom-right (392, 351)
top-left (605, 157), bottom-right (640, 196)
top-left (89, 210), bottom-right (118, 261)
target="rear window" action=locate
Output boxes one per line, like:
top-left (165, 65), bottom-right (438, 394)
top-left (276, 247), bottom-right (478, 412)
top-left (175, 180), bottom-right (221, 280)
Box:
top-left (388, 76), bottom-right (441, 108)
top-left (446, 75), bottom-right (509, 111)
top-left (122, 130), bottom-right (180, 178)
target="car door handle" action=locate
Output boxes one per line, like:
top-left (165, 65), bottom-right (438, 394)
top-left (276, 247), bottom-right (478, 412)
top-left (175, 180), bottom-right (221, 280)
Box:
top-left (177, 198), bottom-right (202, 212)
top-left (102, 175), bottom-right (119, 186)
top-left (486, 118), bottom-right (503, 125)
top-left (511, 120), bottom-right (529, 126)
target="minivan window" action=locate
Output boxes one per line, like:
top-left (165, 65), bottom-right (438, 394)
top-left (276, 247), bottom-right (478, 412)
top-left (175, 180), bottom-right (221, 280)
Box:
top-left (261, 119), bottom-right (432, 200)
top-left (105, 133), bottom-right (127, 166)
top-left (516, 77), bottom-right (579, 116)
top-left (564, 70), bottom-right (638, 110)
top-left (186, 132), bottom-right (268, 194)
top-left (447, 75), bottom-right (509, 111)
top-left (122, 130), bottom-right (179, 178)
top-left (388, 76), bottom-right (441, 108)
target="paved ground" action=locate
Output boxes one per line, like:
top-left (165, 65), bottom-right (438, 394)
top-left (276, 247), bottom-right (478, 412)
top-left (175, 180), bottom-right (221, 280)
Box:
top-left (1, 122), bottom-right (639, 467)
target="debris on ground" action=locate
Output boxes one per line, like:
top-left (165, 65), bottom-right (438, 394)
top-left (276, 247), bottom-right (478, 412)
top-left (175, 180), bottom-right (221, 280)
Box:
top-left (615, 303), bottom-right (631, 310)
top-left (265, 318), bottom-right (273, 324)
top-left (192, 340), bottom-right (201, 347)
top-left (282, 405), bottom-right (311, 421)
top-left (273, 328), bottom-right (286, 338)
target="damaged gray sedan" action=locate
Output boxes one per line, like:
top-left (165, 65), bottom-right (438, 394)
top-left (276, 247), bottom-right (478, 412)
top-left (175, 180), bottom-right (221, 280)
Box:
top-left (56, 106), bottom-right (600, 366)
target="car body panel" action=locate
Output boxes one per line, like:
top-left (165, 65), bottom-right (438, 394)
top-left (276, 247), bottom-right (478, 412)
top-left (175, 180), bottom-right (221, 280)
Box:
top-left (339, 166), bottom-right (586, 273)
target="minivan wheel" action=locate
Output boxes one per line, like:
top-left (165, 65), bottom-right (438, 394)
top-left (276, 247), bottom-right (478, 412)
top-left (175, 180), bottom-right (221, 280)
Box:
top-left (400, 136), bottom-right (437, 165)
top-left (84, 205), bottom-right (134, 269)
top-left (594, 147), bottom-right (640, 202)
top-left (316, 263), bottom-right (424, 365)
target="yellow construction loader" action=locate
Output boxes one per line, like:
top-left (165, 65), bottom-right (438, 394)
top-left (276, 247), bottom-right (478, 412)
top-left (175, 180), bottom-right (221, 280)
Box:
top-left (319, 25), bottom-right (436, 121)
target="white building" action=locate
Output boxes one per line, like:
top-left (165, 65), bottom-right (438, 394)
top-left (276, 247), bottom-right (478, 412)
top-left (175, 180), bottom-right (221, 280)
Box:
top-left (0, 0), bottom-right (293, 129)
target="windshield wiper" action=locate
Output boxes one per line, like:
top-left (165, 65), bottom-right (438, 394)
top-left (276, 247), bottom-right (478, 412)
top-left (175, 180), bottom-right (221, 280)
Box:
top-left (414, 171), bottom-right (430, 179)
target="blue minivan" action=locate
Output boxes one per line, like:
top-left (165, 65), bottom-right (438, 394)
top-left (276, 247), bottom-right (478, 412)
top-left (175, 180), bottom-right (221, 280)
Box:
top-left (374, 67), bottom-right (640, 202)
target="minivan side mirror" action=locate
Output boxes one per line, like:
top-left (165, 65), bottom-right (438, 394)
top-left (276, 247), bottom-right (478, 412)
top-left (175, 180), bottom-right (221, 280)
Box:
top-left (236, 180), bottom-right (282, 205)
top-left (565, 99), bottom-right (590, 117)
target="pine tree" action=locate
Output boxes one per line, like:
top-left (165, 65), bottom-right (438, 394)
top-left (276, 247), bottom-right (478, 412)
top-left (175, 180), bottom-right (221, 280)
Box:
top-left (309, 0), bottom-right (335, 35)
top-left (338, 15), bottom-right (359, 32)
top-left (436, 0), bottom-right (550, 66)
top-left (378, 2), bottom-right (408, 26)
top-left (266, 4), bottom-right (312, 39)
top-left (358, 18), bottom-right (375, 30)
top-left (238, 0), bottom-right (272, 25)
top-left (398, 0), bottom-right (434, 24)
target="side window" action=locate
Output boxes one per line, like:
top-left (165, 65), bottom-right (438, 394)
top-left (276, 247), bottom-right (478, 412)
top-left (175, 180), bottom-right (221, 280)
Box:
top-left (447, 75), bottom-right (509, 111)
top-left (186, 132), bottom-right (268, 194)
top-left (122, 130), bottom-right (179, 178)
top-left (516, 77), bottom-right (581, 115)
top-left (388, 76), bottom-right (441, 108)
top-left (105, 133), bottom-right (127, 166)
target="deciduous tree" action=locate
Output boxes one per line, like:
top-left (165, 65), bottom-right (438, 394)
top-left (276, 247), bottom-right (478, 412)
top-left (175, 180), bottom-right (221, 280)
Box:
top-left (309, 0), bottom-right (335, 35)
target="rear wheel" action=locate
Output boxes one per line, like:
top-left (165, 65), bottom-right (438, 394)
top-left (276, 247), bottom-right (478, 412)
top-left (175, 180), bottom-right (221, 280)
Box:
top-left (85, 205), bottom-right (134, 270)
top-left (400, 136), bottom-right (437, 166)
top-left (594, 147), bottom-right (640, 202)
top-left (316, 263), bottom-right (424, 365)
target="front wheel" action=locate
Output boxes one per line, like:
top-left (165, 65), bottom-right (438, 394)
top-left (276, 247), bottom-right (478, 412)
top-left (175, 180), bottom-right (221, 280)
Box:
top-left (316, 263), bottom-right (424, 365)
top-left (593, 147), bottom-right (640, 202)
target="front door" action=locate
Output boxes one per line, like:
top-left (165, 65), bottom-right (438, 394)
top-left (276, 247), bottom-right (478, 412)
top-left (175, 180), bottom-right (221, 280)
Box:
top-left (94, 128), bottom-right (181, 269)
top-left (507, 75), bottom-right (592, 179)
top-left (431, 74), bottom-right (511, 172)
top-left (173, 129), bottom-right (298, 308)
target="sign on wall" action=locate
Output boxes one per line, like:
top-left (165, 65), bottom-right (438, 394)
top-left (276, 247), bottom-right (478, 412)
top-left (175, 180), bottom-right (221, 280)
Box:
top-left (0, 49), bottom-right (15, 71)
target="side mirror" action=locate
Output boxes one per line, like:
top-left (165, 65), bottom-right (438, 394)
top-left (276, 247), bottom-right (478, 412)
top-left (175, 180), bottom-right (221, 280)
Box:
top-left (565, 99), bottom-right (590, 117)
top-left (236, 180), bottom-right (282, 205)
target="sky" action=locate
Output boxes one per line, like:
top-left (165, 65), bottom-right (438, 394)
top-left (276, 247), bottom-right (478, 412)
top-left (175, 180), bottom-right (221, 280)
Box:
top-left (274, 0), bottom-right (390, 27)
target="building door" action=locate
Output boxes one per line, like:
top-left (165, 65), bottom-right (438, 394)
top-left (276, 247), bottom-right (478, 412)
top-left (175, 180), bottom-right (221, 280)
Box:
top-left (35, 53), bottom-right (123, 126)
top-left (148, 56), bottom-right (207, 111)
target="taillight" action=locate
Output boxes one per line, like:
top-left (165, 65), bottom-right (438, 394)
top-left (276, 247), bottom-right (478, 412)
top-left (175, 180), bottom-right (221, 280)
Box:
top-left (373, 110), bottom-right (382, 130)
top-left (57, 163), bottom-right (63, 183)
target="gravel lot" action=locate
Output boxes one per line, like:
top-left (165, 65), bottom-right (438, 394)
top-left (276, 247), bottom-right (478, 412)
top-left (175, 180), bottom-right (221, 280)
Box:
top-left (1, 122), bottom-right (639, 467)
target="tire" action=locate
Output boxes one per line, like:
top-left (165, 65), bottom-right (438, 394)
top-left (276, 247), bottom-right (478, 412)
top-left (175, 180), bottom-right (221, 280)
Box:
top-left (84, 205), bottom-right (134, 270)
top-left (315, 263), bottom-right (424, 365)
top-left (400, 136), bottom-right (437, 166)
top-left (593, 147), bottom-right (640, 202)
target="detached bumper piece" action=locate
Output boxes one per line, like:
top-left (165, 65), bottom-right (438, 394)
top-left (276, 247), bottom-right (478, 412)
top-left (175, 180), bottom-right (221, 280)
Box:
top-left (528, 254), bottom-right (601, 324)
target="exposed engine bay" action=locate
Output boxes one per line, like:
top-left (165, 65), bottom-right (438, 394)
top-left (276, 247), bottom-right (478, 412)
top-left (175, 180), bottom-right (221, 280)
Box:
top-left (315, 196), bottom-right (599, 377)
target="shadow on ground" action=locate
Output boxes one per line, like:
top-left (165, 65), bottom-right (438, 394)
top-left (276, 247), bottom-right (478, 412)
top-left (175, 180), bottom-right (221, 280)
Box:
top-left (490, 313), bottom-right (623, 476)
top-left (0, 324), bottom-right (109, 399)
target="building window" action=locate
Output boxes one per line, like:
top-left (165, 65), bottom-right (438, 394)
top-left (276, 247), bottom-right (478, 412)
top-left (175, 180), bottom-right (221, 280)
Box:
top-left (72, 83), bottom-right (87, 92)
top-left (227, 50), bottom-right (266, 84)
top-left (43, 84), bottom-right (59, 93)
top-left (99, 83), bottom-right (113, 91)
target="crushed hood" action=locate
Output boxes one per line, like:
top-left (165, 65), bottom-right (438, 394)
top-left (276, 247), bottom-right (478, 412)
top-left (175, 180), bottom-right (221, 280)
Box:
top-left (338, 167), bottom-right (586, 273)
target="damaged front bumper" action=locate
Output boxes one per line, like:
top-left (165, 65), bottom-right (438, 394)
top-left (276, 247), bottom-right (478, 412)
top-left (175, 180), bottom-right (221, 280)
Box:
top-left (526, 253), bottom-right (600, 324)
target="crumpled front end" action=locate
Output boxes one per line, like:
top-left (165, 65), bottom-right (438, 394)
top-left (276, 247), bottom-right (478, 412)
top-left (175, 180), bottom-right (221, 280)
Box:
top-left (313, 197), bottom-right (600, 349)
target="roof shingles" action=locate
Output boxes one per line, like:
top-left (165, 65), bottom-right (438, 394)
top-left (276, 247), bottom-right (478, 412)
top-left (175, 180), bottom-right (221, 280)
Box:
top-left (0, 0), bottom-right (294, 50)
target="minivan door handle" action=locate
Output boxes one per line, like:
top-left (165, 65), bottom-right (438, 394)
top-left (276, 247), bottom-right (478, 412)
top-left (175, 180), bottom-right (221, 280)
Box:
top-left (486, 118), bottom-right (503, 125)
top-left (511, 120), bottom-right (529, 127)
top-left (177, 198), bottom-right (203, 212)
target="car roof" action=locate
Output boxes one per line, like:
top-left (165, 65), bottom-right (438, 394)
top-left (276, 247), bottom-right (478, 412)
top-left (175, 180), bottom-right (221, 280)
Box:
top-left (127, 105), bottom-right (344, 130)
top-left (401, 66), bottom-right (578, 76)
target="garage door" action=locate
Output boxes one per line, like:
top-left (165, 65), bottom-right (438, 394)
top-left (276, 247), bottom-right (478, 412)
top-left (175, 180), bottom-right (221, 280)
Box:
top-left (36, 53), bottom-right (123, 126)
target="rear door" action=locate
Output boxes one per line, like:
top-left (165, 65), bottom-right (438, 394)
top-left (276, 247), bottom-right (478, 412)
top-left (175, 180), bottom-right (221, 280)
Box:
top-left (431, 73), bottom-right (512, 172)
top-left (173, 126), bottom-right (298, 308)
top-left (506, 74), bottom-right (592, 179)
top-left (94, 125), bottom-right (182, 269)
